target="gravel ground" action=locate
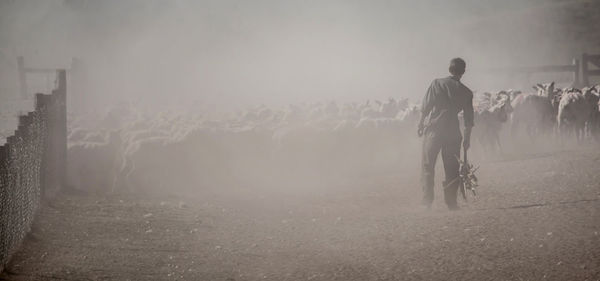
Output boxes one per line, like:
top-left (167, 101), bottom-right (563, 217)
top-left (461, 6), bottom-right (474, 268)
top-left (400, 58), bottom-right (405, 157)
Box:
top-left (2, 146), bottom-right (600, 281)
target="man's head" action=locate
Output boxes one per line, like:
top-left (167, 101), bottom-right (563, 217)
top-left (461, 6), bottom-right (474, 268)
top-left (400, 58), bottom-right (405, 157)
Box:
top-left (449, 57), bottom-right (466, 78)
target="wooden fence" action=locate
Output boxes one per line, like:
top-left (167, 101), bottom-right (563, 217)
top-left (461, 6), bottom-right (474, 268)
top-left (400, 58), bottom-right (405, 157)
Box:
top-left (17, 56), bottom-right (86, 112)
top-left (482, 53), bottom-right (600, 88)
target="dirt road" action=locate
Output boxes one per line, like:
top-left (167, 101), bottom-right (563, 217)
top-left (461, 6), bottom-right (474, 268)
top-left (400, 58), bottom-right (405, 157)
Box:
top-left (2, 147), bottom-right (600, 281)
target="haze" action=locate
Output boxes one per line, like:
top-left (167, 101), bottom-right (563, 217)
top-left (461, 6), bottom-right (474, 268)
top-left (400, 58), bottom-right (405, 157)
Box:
top-left (1, 0), bottom-right (597, 111)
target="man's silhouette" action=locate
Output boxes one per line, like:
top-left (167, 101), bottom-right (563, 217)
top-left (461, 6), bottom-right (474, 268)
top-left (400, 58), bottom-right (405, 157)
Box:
top-left (417, 58), bottom-right (474, 210)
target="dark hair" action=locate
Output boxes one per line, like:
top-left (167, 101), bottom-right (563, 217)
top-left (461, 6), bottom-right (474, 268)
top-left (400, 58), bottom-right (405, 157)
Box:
top-left (449, 57), bottom-right (466, 76)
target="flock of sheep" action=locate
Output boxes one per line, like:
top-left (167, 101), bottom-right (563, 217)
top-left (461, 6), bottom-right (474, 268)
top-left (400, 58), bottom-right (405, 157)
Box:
top-left (65, 83), bottom-right (600, 194)
top-left (507, 83), bottom-right (600, 147)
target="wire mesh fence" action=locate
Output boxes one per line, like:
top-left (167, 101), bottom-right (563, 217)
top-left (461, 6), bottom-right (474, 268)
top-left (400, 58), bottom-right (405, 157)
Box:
top-left (0, 70), bottom-right (66, 272)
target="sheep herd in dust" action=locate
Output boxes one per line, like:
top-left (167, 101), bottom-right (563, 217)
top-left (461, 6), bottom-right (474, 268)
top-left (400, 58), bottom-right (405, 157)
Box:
top-left (66, 83), bottom-right (600, 194)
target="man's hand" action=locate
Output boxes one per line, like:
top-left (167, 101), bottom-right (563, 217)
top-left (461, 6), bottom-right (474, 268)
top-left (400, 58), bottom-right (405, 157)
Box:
top-left (417, 123), bottom-right (424, 137)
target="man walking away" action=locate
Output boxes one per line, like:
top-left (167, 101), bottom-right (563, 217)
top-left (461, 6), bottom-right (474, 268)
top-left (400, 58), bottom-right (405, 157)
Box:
top-left (417, 58), bottom-right (474, 210)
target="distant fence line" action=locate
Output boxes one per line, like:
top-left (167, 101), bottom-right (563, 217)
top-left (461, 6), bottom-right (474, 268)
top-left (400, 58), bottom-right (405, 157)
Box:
top-left (0, 70), bottom-right (66, 272)
top-left (482, 53), bottom-right (600, 88)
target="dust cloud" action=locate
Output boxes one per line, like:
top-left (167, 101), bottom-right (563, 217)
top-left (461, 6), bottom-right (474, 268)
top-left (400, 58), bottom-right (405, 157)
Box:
top-left (3, 2), bottom-right (600, 280)
top-left (1, 0), bottom-right (597, 109)
top-left (1, 0), bottom-right (599, 192)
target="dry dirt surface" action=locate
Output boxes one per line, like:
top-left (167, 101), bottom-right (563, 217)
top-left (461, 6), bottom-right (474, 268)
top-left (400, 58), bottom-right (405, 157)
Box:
top-left (2, 146), bottom-right (600, 281)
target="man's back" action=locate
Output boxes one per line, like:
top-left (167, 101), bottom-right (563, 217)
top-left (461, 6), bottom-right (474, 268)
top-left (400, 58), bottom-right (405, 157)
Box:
top-left (421, 76), bottom-right (474, 136)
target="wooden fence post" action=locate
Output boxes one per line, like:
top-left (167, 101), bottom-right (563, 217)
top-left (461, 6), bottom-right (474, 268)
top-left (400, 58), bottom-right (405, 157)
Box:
top-left (70, 57), bottom-right (86, 113)
top-left (581, 53), bottom-right (589, 87)
top-left (572, 58), bottom-right (580, 87)
top-left (55, 70), bottom-right (67, 191)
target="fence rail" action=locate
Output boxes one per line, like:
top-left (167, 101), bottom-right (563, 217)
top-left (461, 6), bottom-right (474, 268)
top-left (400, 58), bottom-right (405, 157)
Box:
top-left (0, 70), bottom-right (66, 272)
top-left (482, 53), bottom-right (600, 88)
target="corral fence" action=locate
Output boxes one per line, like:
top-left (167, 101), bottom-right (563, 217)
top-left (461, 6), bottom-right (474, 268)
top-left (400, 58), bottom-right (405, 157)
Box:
top-left (482, 53), bottom-right (600, 88)
top-left (581, 53), bottom-right (600, 87)
top-left (0, 70), bottom-right (66, 272)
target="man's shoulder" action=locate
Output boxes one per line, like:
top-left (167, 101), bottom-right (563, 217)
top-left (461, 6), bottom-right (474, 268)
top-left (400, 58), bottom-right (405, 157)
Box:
top-left (429, 77), bottom-right (450, 89)
top-left (428, 78), bottom-right (441, 87)
top-left (434, 76), bottom-right (460, 86)
top-left (431, 77), bottom-right (472, 95)
top-left (458, 82), bottom-right (473, 96)
top-left (433, 77), bottom-right (450, 84)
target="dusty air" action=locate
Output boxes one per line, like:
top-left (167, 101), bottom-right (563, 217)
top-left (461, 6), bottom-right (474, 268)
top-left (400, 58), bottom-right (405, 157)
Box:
top-left (0, 0), bottom-right (599, 280)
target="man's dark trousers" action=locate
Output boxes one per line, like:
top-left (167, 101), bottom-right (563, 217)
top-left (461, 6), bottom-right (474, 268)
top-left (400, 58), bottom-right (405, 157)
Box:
top-left (421, 128), bottom-right (462, 208)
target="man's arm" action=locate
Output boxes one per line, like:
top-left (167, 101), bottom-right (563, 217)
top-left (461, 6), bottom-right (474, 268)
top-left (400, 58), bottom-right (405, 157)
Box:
top-left (418, 81), bottom-right (436, 136)
top-left (462, 92), bottom-right (474, 150)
